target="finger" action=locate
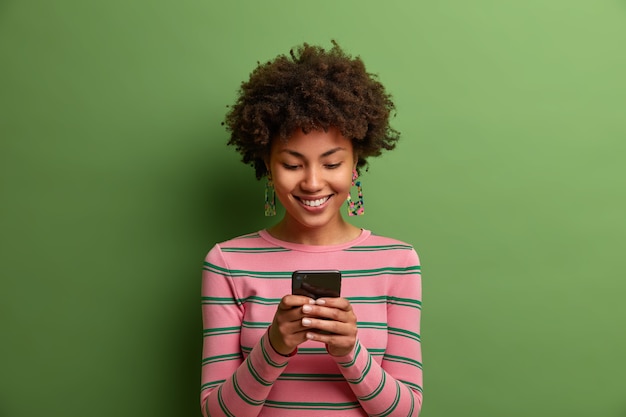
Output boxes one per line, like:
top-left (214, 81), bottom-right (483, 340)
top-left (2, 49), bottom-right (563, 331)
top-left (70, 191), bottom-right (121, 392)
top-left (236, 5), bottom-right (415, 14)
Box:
top-left (275, 308), bottom-right (306, 325)
top-left (275, 304), bottom-right (312, 326)
top-left (269, 322), bottom-right (311, 355)
top-left (279, 294), bottom-right (315, 310)
top-left (306, 332), bottom-right (356, 357)
top-left (302, 305), bottom-right (356, 325)
top-left (314, 297), bottom-right (352, 311)
top-left (305, 331), bottom-right (350, 344)
top-left (301, 317), bottom-right (353, 336)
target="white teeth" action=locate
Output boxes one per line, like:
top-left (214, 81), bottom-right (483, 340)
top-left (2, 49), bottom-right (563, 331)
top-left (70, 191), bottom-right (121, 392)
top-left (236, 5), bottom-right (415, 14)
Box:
top-left (301, 197), bottom-right (329, 207)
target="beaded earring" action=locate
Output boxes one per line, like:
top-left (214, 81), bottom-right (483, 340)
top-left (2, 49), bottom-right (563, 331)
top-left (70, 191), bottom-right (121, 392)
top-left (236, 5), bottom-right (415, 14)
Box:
top-left (346, 169), bottom-right (364, 216)
top-left (264, 176), bottom-right (276, 216)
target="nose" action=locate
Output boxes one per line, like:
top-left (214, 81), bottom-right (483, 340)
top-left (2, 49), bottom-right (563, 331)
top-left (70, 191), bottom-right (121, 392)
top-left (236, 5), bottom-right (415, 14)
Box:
top-left (300, 166), bottom-right (323, 192)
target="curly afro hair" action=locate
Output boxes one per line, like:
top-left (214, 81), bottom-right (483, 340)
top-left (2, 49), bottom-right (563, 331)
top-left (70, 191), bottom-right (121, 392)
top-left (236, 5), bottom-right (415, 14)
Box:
top-left (223, 41), bottom-right (400, 179)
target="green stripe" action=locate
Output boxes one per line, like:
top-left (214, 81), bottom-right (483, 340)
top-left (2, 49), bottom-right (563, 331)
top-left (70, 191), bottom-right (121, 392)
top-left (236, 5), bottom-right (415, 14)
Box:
top-left (203, 263), bottom-right (420, 279)
top-left (203, 326), bottom-right (240, 337)
top-left (383, 354), bottom-right (423, 369)
top-left (347, 296), bottom-right (388, 304)
top-left (359, 372), bottom-right (386, 401)
top-left (202, 295), bottom-right (422, 307)
top-left (260, 335), bottom-right (289, 369)
top-left (216, 385), bottom-right (236, 417)
top-left (202, 295), bottom-right (422, 309)
top-left (344, 244), bottom-right (413, 252)
top-left (264, 400), bottom-right (361, 410)
top-left (202, 352), bottom-right (242, 366)
top-left (221, 247), bottom-right (291, 253)
top-left (358, 321), bottom-right (388, 330)
top-left (388, 296), bottom-right (422, 308)
top-left (243, 345), bottom-right (385, 356)
top-left (338, 341), bottom-right (362, 367)
top-left (201, 379), bottom-right (226, 391)
top-left (201, 296), bottom-right (240, 305)
top-left (372, 380), bottom-right (401, 417)
top-left (408, 385), bottom-right (416, 416)
top-left (232, 373), bottom-right (264, 406)
top-left (348, 352), bottom-right (372, 384)
top-left (278, 373), bottom-right (344, 381)
top-left (341, 266), bottom-right (421, 277)
top-left (239, 296), bottom-right (281, 305)
top-left (246, 356), bottom-right (272, 386)
top-left (346, 296), bottom-right (421, 309)
top-left (242, 321), bottom-right (271, 329)
top-left (297, 347), bottom-right (328, 355)
top-left (401, 380), bottom-right (424, 393)
top-left (388, 327), bottom-right (421, 342)
top-left (202, 295), bottom-right (281, 306)
top-left (203, 262), bottom-right (292, 279)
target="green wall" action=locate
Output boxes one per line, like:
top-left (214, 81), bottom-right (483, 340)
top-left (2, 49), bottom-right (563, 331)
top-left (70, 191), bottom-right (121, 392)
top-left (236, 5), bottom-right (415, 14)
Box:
top-left (2, 1), bottom-right (625, 416)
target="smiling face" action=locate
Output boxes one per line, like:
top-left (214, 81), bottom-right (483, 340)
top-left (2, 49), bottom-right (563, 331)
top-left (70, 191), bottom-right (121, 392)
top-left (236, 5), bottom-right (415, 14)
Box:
top-left (267, 127), bottom-right (359, 244)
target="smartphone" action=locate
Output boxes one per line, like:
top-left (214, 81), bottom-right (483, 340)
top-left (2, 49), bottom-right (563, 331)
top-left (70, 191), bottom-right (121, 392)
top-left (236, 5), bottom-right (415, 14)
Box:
top-left (292, 270), bottom-right (342, 299)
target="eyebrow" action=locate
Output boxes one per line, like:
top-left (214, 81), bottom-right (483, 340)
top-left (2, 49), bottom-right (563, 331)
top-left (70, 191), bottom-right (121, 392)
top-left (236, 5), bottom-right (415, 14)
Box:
top-left (279, 147), bottom-right (346, 158)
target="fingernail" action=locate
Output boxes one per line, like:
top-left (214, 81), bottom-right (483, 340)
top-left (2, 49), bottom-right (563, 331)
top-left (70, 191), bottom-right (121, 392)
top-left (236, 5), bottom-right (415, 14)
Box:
top-left (302, 305), bottom-right (312, 313)
top-left (306, 332), bottom-right (315, 339)
top-left (315, 299), bottom-right (326, 305)
top-left (308, 299), bottom-right (316, 304)
top-left (302, 318), bottom-right (312, 326)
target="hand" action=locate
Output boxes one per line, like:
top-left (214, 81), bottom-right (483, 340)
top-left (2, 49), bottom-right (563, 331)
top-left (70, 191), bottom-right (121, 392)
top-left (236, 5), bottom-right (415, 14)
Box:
top-left (300, 297), bottom-right (357, 357)
top-left (269, 295), bottom-right (315, 355)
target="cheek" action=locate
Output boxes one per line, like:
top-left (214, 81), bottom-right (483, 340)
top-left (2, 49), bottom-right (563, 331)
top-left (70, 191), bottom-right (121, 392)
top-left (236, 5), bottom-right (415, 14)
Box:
top-left (272, 179), bottom-right (290, 196)
top-left (271, 174), bottom-right (298, 198)
top-left (337, 173), bottom-right (354, 194)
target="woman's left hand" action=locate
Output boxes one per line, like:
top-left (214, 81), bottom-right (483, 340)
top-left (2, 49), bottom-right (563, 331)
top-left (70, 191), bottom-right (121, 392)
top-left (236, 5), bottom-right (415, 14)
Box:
top-left (300, 297), bottom-right (357, 357)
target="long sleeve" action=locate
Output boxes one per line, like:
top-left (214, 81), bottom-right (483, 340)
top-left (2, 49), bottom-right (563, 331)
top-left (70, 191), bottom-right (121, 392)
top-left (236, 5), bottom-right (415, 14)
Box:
top-left (200, 244), bottom-right (291, 417)
top-left (332, 249), bottom-right (423, 416)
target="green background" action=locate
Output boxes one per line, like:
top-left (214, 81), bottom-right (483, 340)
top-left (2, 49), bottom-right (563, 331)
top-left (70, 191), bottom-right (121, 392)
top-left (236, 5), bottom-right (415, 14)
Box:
top-left (1, 1), bottom-right (625, 416)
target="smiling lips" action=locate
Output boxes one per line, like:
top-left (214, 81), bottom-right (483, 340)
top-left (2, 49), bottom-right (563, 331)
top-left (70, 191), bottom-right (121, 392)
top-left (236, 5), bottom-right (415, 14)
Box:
top-left (298, 195), bottom-right (332, 208)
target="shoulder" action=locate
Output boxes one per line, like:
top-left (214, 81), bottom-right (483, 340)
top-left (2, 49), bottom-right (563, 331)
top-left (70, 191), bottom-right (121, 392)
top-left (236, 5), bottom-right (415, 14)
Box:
top-left (354, 231), bottom-right (421, 266)
top-left (363, 232), bottom-right (414, 248)
top-left (360, 232), bottom-right (419, 255)
top-left (216, 231), bottom-right (267, 248)
top-left (204, 231), bottom-right (272, 261)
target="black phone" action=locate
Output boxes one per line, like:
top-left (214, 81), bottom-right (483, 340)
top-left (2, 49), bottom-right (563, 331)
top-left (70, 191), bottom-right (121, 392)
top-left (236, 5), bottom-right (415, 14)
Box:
top-left (292, 270), bottom-right (342, 299)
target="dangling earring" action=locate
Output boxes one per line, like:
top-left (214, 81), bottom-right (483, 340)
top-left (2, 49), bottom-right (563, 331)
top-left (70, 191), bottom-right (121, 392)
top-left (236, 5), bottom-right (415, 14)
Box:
top-left (264, 176), bottom-right (276, 216)
top-left (346, 169), bottom-right (364, 216)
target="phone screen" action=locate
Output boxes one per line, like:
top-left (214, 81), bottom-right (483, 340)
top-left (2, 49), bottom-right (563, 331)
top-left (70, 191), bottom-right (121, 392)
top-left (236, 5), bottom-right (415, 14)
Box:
top-left (292, 270), bottom-right (341, 299)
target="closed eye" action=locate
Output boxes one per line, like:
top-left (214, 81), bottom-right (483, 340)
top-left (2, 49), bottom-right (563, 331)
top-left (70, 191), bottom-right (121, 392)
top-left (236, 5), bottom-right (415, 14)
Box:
top-left (282, 163), bottom-right (300, 170)
top-left (325, 163), bottom-right (342, 169)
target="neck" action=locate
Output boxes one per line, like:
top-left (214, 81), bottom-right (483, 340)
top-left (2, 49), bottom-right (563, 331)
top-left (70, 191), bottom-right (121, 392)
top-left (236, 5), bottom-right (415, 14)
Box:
top-left (267, 218), bottom-right (361, 246)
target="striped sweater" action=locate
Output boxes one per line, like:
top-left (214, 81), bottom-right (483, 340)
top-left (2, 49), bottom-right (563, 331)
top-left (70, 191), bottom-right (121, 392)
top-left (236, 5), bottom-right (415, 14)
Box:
top-left (201, 229), bottom-right (423, 416)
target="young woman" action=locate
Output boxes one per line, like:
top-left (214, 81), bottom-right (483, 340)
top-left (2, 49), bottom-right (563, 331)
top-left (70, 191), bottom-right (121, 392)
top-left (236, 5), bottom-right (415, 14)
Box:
top-left (201, 42), bottom-right (423, 416)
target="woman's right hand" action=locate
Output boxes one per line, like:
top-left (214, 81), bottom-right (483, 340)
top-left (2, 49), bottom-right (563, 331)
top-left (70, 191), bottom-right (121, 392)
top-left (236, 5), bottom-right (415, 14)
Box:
top-left (268, 295), bottom-right (315, 355)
